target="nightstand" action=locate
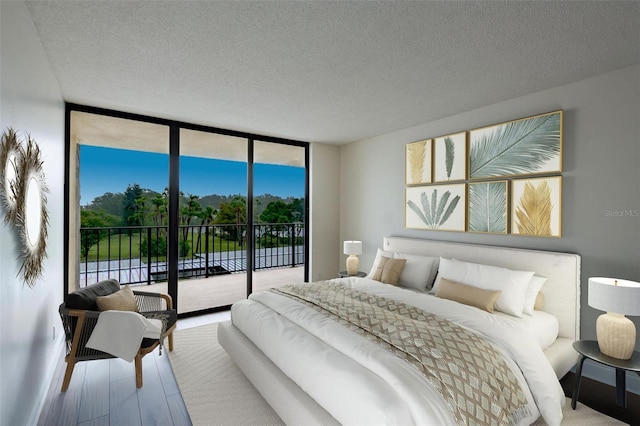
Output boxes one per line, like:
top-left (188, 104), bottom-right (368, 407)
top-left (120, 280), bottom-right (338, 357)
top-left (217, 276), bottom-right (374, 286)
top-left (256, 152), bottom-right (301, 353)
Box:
top-left (571, 340), bottom-right (640, 410)
top-left (338, 271), bottom-right (366, 278)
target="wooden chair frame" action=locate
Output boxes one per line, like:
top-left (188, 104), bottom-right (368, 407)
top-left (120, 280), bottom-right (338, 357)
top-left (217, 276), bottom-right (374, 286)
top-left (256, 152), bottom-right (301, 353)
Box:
top-left (59, 290), bottom-right (176, 392)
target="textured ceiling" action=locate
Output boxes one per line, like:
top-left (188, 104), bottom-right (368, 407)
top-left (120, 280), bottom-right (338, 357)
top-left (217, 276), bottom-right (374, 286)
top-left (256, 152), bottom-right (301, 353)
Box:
top-left (26, 1), bottom-right (640, 144)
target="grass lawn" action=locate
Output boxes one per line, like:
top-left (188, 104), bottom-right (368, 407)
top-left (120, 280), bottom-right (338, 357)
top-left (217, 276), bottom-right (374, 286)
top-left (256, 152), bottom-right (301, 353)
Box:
top-left (81, 231), bottom-right (245, 262)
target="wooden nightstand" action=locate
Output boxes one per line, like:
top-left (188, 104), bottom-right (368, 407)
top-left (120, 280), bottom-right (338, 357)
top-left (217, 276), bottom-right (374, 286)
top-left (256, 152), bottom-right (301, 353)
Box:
top-left (571, 340), bottom-right (640, 410)
top-left (338, 271), bottom-right (366, 278)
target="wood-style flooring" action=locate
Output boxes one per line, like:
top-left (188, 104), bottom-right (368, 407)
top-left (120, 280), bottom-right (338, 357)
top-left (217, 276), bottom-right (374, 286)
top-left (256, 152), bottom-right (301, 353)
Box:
top-left (37, 311), bottom-right (230, 426)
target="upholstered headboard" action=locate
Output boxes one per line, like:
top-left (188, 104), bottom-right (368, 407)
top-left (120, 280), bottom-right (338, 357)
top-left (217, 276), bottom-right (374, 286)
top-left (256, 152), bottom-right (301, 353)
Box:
top-left (383, 237), bottom-right (581, 340)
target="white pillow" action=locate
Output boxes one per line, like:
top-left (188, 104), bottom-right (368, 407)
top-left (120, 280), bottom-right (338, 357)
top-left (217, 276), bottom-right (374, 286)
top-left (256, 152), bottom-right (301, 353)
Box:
top-left (515, 311), bottom-right (559, 349)
top-left (523, 276), bottom-right (547, 315)
top-left (393, 253), bottom-right (439, 292)
top-left (367, 248), bottom-right (394, 278)
top-left (434, 257), bottom-right (534, 317)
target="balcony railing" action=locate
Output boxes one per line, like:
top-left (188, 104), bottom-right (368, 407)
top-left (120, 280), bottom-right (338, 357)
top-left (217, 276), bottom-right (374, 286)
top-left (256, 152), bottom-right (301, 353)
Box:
top-left (78, 223), bottom-right (304, 287)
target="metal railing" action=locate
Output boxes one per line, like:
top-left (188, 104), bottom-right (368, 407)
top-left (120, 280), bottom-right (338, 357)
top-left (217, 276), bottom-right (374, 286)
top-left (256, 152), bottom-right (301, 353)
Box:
top-left (78, 223), bottom-right (304, 287)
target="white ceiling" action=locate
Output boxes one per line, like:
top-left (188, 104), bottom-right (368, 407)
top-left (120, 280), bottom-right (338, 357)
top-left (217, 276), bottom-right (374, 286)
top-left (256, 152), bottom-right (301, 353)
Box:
top-left (26, 1), bottom-right (640, 145)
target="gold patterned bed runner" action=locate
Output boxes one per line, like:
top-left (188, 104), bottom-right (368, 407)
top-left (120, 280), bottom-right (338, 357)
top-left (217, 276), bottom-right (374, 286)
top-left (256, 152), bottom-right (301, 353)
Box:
top-left (271, 281), bottom-right (531, 425)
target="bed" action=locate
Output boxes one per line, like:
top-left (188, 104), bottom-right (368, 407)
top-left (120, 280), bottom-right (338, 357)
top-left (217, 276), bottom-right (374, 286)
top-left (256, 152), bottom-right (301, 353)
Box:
top-left (218, 237), bottom-right (581, 425)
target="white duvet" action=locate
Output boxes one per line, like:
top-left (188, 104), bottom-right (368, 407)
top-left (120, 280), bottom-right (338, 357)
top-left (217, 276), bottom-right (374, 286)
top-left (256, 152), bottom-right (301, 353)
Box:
top-left (230, 277), bottom-right (565, 425)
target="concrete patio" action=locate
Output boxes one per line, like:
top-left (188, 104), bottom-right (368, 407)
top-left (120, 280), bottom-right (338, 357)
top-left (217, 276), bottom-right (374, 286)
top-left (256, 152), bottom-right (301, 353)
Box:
top-left (136, 266), bottom-right (305, 314)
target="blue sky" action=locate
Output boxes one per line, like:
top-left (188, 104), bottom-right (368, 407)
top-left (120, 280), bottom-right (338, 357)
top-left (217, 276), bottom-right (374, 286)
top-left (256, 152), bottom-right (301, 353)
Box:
top-left (79, 146), bottom-right (304, 205)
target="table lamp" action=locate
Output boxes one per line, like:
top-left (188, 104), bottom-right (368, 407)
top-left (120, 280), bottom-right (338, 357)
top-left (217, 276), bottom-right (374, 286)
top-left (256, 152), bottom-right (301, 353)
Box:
top-left (343, 241), bottom-right (362, 276)
top-left (588, 277), bottom-right (640, 360)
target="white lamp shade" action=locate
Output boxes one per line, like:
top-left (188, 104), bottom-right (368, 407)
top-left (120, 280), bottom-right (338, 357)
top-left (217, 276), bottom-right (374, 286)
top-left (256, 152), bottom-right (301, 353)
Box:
top-left (343, 241), bottom-right (362, 256)
top-left (588, 277), bottom-right (640, 316)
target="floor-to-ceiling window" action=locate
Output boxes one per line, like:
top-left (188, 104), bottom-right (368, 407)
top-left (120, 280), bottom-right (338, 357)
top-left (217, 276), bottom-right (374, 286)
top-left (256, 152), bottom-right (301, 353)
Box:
top-left (69, 110), bottom-right (170, 291)
top-left (66, 105), bottom-right (309, 315)
top-left (251, 140), bottom-right (306, 293)
top-left (177, 129), bottom-right (248, 313)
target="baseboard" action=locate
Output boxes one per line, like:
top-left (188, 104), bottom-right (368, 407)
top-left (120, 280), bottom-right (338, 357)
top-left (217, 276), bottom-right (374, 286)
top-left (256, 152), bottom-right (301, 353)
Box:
top-left (574, 361), bottom-right (640, 395)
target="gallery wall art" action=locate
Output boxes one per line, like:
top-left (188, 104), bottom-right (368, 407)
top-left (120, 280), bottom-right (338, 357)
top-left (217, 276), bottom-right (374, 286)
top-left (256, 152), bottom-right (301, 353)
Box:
top-left (405, 184), bottom-right (466, 232)
top-left (468, 180), bottom-right (508, 234)
top-left (405, 139), bottom-right (432, 185)
top-left (469, 110), bottom-right (562, 179)
top-left (0, 127), bottom-right (49, 287)
top-left (404, 110), bottom-right (563, 237)
top-left (433, 132), bottom-right (466, 182)
top-left (511, 176), bottom-right (562, 237)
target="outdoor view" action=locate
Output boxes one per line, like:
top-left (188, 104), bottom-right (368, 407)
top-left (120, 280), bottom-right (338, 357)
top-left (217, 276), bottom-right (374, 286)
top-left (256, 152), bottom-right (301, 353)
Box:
top-left (78, 143), bottom-right (306, 312)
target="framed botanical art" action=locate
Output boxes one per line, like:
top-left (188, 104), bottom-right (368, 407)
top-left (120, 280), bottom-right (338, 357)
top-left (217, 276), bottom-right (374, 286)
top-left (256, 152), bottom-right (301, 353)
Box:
top-left (468, 180), bottom-right (508, 234)
top-left (511, 176), bottom-right (562, 237)
top-left (434, 132), bottom-right (466, 182)
top-left (469, 110), bottom-right (562, 179)
top-left (405, 184), bottom-right (466, 232)
top-left (405, 139), bottom-right (432, 185)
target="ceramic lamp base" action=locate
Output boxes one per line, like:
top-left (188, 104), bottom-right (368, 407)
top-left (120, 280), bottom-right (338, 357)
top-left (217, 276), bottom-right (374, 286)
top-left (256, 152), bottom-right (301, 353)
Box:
top-left (346, 255), bottom-right (359, 276)
top-left (596, 312), bottom-right (636, 360)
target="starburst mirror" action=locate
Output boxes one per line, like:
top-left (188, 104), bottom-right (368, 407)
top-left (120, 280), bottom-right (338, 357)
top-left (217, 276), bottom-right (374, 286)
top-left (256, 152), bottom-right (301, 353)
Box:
top-left (16, 136), bottom-right (49, 287)
top-left (1, 128), bottom-right (49, 287)
top-left (0, 128), bottom-right (22, 225)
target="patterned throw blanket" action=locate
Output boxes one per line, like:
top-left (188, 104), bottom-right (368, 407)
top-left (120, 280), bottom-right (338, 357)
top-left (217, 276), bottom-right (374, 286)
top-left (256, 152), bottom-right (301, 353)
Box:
top-left (272, 281), bottom-right (531, 425)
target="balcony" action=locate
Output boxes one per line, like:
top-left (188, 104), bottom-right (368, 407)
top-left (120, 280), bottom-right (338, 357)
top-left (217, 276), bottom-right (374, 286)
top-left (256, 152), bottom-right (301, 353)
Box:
top-left (78, 223), bottom-right (305, 314)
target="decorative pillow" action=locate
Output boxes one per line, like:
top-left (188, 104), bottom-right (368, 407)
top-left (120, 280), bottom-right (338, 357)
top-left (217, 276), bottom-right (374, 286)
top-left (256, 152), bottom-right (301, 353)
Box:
top-left (393, 253), bottom-right (439, 291)
top-left (433, 257), bottom-right (534, 317)
top-left (370, 256), bottom-right (406, 286)
top-left (523, 276), bottom-right (547, 315)
top-left (435, 278), bottom-right (501, 313)
top-left (534, 292), bottom-right (545, 311)
top-left (96, 285), bottom-right (139, 312)
top-left (367, 248), bottom-right (394, 278)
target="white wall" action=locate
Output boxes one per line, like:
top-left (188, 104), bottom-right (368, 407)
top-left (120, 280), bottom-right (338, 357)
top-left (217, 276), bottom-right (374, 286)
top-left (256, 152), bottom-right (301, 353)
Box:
top-left (310, 142), bottom-right (341, 281)
top-left (340, 65), bottom-right (640, 389)
top-left (0, 2), bottom-right (66, 424)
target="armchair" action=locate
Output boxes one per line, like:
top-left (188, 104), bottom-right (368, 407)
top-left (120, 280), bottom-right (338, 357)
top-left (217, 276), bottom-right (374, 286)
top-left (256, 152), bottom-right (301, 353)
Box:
top-left (58, 279), bottom-right (177, 392)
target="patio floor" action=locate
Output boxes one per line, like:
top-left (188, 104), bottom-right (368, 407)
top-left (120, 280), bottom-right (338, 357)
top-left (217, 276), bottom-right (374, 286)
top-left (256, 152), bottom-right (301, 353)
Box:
top-left (136, 266), bottom-right (305, 314)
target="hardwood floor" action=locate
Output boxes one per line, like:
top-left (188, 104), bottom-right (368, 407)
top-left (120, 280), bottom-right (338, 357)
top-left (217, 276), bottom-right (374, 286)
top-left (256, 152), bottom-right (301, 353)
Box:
top-left (37, 311), bottom-right (230, 426)
top-left (561, 372), bottom-right (640, 426)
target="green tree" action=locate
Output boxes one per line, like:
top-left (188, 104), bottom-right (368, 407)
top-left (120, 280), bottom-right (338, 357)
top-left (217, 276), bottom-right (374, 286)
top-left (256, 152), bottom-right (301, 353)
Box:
top-left (290, 198), bottom-right (304, 222)
top-left (79, 209), bottom-right (121, 259)
top-left (259, 200), bottom-right (293, 223)
top-left (86, 191), bottom-right (124, 217)
top-left (150, 189), bottom-right (168, 226)
top-left (216, 196), bottom-right (246, 243)
top-left (194, 206), bottom-right (217, 254)
top-left (123, 184), bottom-right (144, 226)
top-left (179, 194), bottom-right (202, 256)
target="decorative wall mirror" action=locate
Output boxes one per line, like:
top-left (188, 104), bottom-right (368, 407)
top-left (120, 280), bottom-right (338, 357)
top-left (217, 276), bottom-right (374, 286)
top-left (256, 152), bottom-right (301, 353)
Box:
top-left (0, 128), bottom-right (22, 225)
top-left (16, 135), bottom-right (49, 287)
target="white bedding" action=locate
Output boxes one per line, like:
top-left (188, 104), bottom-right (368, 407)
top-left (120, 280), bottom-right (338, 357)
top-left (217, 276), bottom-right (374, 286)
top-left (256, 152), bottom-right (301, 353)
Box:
top-left (230, 277), bottom-right (566, 425)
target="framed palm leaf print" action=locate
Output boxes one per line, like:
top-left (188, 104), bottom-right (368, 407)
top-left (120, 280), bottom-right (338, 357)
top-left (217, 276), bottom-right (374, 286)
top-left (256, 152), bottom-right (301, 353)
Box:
top-left (405, 139), bottom-right (432, 185)
top-left (469, 110), bottom-right (562, 179)
top-left (405, 184), bottom-right (466, 232)
top-left (511, 176), bottom-right (562, 237)
top-left (468, 181), bottom-right (508, 234)
top-left (434, 132), bottom-right (466, 182)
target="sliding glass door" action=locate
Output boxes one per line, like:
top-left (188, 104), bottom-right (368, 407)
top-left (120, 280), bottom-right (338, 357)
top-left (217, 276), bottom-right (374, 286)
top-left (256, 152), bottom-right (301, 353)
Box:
top-left (178, 129), bottom-right (248, 314)
top-left (70, 110), bottom-right (169, 292)
top-left (67, 105), bottom-right (308, 315)
top-left (251, 140), bottom-right (306, 293)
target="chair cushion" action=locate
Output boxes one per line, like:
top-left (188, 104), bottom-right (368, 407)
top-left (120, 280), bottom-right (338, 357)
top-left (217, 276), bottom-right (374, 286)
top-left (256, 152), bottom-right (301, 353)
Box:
top-left (66, 279), bottom-right (121, 311)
